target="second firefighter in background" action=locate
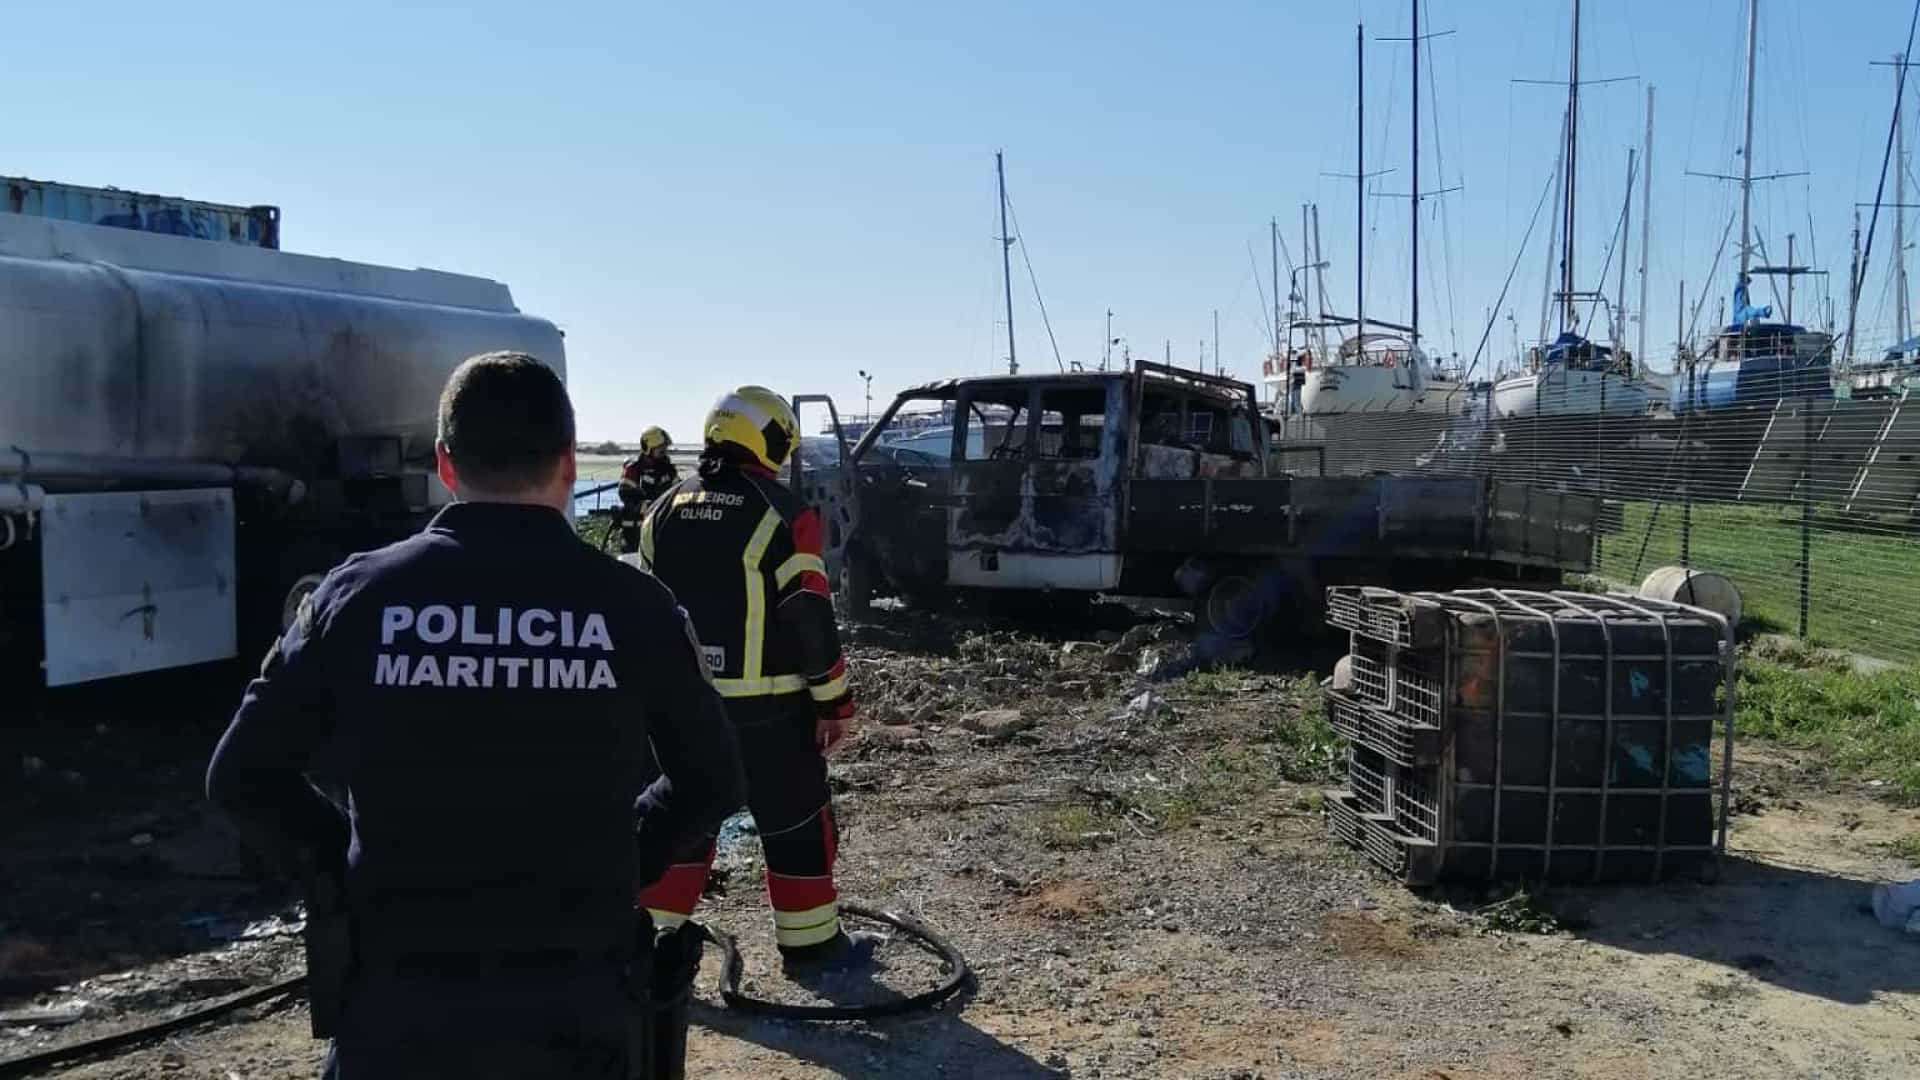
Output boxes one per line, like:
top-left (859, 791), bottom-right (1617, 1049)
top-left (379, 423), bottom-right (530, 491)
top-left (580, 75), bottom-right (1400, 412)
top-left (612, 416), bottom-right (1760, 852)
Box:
top-left (616, 426), bottom-right (678, 554)
top-left (630, 387), bottom-right (878, 970)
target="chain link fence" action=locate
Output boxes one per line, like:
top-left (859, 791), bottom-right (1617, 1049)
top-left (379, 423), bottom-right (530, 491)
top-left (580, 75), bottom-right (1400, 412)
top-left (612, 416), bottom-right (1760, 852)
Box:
top-left (1272, 377), bottom-right (1920, 663)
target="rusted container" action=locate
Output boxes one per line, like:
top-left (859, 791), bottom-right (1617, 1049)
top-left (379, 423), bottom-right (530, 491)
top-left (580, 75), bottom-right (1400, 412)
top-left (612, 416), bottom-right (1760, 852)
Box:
top-left (5, 176), bottom-right (279, 248)
top-left (1324, 587), bottom-right (1734, 884)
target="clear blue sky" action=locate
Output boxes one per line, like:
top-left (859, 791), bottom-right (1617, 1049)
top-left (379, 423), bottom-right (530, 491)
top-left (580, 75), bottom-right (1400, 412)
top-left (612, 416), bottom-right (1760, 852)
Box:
top-left (9, 0), bottom-right (1917, 439)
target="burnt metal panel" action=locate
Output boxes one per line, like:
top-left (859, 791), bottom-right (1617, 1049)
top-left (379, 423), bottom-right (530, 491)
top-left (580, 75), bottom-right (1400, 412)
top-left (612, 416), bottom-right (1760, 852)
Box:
top-left (1486, 483), bottom-right (1597, 568)
top-left (1288, 477), bottom-right (1391, 556)
top-left (1207, 477), bottom-right (1293, 550)
top-left (951, 462), bottom-right (1026, 543)
top-left (1380, 476), bottom-right (1480, 550)
top-left (1029, 459), bottom-right (1108, 550)
top-left (1126, 477), bottom-right (1295, 555)
top-left (1126, 479), bottom-right (1210, 551)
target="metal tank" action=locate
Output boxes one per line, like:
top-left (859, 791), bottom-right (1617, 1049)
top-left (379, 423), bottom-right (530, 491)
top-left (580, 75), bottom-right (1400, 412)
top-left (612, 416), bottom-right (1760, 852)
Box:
top-left (0, 209), bottom-right (568, 687)
top-left (0, 215), bottom-right (565, 477)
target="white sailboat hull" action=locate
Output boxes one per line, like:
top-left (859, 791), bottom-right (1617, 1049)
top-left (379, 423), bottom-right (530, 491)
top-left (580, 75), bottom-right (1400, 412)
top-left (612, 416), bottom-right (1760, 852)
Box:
top-left (1493, 368), bottom-right (1652, 418)
top-left (1299, 366), bottom-right (1424, 415)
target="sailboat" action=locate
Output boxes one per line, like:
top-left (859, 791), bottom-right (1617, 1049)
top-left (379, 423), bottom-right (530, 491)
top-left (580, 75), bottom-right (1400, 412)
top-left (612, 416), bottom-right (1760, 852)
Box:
top-left (1493, 0), bottom-right (1656, 420)
top-left (1671, 0), bottom-right (1835, 414)
top-left (1296, 13), bottom-right (1461, 417)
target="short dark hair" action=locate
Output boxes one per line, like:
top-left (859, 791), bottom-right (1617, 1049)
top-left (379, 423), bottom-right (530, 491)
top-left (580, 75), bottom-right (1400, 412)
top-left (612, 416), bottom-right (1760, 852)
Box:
top-left (436, 352), bottom-right (574, 493)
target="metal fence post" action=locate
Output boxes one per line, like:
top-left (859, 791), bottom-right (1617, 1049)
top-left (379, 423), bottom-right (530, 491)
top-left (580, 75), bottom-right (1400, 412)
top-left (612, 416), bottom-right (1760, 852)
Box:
top-left (1681, 486), bottom-right (1692, 567)
top-left (1799, 405), bottom-right (1813, 640)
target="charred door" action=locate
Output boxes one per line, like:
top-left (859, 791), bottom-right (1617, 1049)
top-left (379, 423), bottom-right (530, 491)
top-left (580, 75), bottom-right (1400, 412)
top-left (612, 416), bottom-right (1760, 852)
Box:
top-left (947, 379), bottom-right (1125, 590)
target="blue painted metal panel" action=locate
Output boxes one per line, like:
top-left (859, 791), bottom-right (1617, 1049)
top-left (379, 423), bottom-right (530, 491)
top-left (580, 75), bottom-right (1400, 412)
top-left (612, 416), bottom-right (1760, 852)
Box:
top-left (4, 176), bottom-right (279, 248)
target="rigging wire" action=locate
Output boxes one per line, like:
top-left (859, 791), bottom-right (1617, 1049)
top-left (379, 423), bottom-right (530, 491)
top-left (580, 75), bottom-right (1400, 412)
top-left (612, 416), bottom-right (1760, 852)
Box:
top-left (1370, 6), bottom-right (1407, 318)
top-left (1687, 209), bottom-right (1739, 344)
top-left (1850, 0), bottom-right (1920, 360)
top-left (1422, 0), bottom-right (1462, 361)
top-left (1247, 240), bottom-right (1276, 352)
top-left (1470, 160), bottom-right (1560, 380)
top-left (1580, 151), bottom-right (1638, 342)
top-left (1001, 191), bottom-right (1065, 373)
top-left (962, 184), bottom-right (999, 373)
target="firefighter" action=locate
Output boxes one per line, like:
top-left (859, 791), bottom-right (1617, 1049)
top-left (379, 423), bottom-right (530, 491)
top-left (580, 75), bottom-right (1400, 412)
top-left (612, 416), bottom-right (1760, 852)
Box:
top-left (206, 353), bottom-right (745, 1078)
top-left (632, 386), bottom-right (879, 972)
top-left (616, 427), bottom-right (678, 554)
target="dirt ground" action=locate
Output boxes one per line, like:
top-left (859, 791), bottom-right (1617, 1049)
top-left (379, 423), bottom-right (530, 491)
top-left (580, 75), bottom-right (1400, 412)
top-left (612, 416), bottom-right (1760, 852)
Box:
top-left (3, 605), bottom-right (1918, 1079)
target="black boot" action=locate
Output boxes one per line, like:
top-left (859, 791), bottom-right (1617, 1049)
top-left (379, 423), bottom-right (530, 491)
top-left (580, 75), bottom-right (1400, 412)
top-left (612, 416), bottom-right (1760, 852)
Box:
top-left (779, 928), bottom-right (889, 977)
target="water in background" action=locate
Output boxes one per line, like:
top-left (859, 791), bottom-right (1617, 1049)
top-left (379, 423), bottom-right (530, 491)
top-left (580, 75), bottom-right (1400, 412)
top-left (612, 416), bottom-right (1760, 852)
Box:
top-left (572, 478), bottom-right (619, 515)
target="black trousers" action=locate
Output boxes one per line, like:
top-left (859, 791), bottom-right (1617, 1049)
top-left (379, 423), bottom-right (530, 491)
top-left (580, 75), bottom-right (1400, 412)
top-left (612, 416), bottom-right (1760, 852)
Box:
top-left (321, 959), bottom-right (632, 1080)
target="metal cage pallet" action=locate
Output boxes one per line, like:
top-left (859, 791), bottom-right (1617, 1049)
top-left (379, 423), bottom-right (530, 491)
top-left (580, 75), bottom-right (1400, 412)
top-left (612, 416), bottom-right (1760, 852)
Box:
top-left (1321, 586), bottom-right (1735, 884)
top-left (1346, 635), bottom-right (1444, 730)
top-left (1326, 586), bottom-right (1441, 649)
top-left (1324, 791), bottom-right (1430, 881)
top-left (1324, 688), bottom-right (1442, 767)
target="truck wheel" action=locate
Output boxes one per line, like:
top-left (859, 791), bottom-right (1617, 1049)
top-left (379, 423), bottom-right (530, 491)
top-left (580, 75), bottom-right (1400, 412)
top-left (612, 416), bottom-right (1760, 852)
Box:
top-left (240, 540), bottom-right (340, 664)
top-left (1197, 573), bottom-right (1258, 638)
top-left (282, 573), bottom-right (328, 633)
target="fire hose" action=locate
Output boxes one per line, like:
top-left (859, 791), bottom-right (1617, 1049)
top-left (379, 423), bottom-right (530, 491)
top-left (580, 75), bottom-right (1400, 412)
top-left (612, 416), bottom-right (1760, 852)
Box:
top-left (0, 904), bottom-right (971, 1077)
top-left (0, 975), bottom-right (307, 1079)
top-left (706, 902), bottom-right (972, 1021)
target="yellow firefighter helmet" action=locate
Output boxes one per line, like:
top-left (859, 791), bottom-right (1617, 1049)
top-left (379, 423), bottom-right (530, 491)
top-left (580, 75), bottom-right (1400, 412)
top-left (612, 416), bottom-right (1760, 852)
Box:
top-left (703, 386), bottom-right (799, 472)
top-left (639, 426), bottom-right (672, 455)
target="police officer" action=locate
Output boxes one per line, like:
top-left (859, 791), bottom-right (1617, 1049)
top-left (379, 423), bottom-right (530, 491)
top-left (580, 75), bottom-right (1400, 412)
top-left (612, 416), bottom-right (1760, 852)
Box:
top-left (616, 427), bottom-right (678, 554)
top-left (633, 386), bottom-right (877, 973)
top-left (206, 352), bottom-right (745, 1079)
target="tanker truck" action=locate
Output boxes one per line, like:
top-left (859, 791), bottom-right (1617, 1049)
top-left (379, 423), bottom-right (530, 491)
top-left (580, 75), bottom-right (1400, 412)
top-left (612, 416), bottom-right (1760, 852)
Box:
top-left (0, 177), bottom-right (566, 687)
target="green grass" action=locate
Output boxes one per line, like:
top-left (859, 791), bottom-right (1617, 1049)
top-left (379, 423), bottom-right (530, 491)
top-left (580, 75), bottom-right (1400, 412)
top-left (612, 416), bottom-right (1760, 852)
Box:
top-left (1476, 886), bottom-right (1564, 935)
top-left (1734, 650), bottom-right (1920, 799)
top-left (1263, 675), bottom-right (1346, 782)
top-left (1155, 746), bottom-right (1260, 829)
top-left (1040, 805), bottom-right (1104, 849)
top-left (1596, 500), bottom-right (1920, 662)
top-left (575, 513), bottom-right (618, 551)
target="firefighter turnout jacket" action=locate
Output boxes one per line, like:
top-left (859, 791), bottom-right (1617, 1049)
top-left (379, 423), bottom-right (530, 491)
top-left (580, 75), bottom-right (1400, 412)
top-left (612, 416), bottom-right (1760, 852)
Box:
top-left (639, 465), bottom-right (852, 719)
top-left (618, 455), bottom-right (679, 518)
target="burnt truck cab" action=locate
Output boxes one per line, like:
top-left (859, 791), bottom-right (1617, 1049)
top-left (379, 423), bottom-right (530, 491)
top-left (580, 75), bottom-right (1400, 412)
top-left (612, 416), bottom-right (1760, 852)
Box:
top-left (836, 363), bottom-right (1273, 606)
top-left (819, 360), bottom-right (1599, 617)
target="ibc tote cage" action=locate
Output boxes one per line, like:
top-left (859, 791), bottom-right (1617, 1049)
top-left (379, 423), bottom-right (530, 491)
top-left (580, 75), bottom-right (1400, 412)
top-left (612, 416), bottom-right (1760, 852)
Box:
top-left (1321, 586), bottom-right (1736, 885)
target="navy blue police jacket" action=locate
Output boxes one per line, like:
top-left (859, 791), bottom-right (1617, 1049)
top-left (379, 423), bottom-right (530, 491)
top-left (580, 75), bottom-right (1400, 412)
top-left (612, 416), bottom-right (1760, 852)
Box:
top-left (205, 502), bottom-right (745, 956)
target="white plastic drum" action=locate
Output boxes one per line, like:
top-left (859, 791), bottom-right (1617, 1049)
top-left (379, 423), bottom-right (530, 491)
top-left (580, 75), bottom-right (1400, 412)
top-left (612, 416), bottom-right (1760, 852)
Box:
top-left (1638, 566), bottom-right (1743, 631)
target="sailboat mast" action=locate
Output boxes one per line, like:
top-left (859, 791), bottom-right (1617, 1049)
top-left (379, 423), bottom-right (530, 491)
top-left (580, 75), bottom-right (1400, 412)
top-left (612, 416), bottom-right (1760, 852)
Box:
top-left (1311, 204), bottom-right (1330, 353)
top-left (997, 150), bottom-right (1017, 375)
top-left (1541, 108), bottom-right (1568, 347)
top-left (1638, 85), bottom-right (1654, 366)
top-left (1848, 209), bottom-right (1863, 370)
top-left (1898, 54), bottom-right (1910, 342)
top-left (1412, 0), bottom-right (1421, 346)
top-left (1738, 0), bottom-right (1758, 280)
top-left (1562, 0), bottom-right (1581, 333)
top-left (1271, 218), bottom-right (1281, 362)
top-left (1357, 22), bottom-right (1367, 338)
top-left (1787, 233), bottom-right (1797, 323)
top-left (1617, 149), bottom-right (1635, 353)
top-left (1305, 201), bottom-right (1320, 326)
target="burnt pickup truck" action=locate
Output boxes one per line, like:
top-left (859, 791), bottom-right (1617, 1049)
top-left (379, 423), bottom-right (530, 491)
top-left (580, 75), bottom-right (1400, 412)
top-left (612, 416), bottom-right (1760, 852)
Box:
top-left (791, 363), bottom-right (1596, 628)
